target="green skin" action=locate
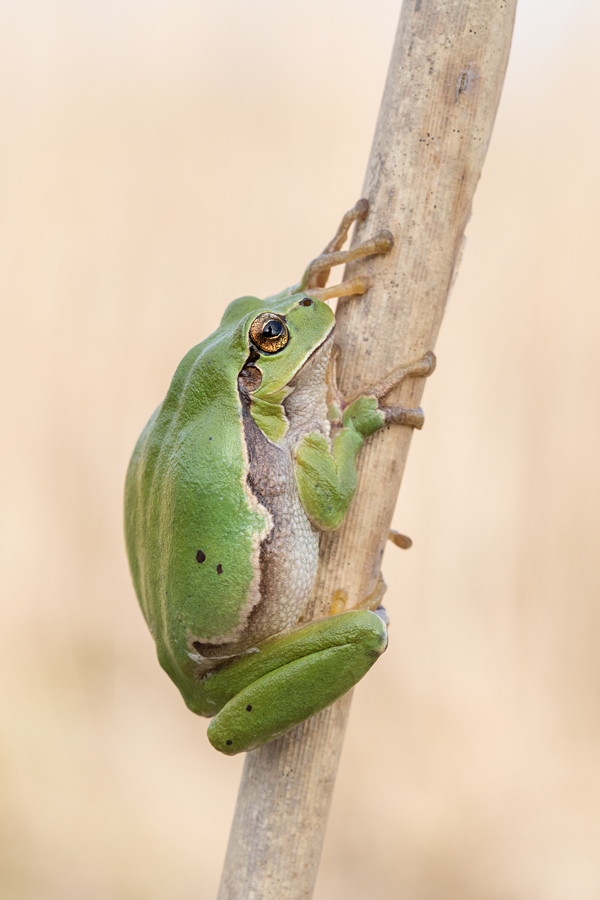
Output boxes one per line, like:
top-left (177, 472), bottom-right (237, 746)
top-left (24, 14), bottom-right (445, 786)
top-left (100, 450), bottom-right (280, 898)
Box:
top-left (125, 225), bottom-right (432, 756)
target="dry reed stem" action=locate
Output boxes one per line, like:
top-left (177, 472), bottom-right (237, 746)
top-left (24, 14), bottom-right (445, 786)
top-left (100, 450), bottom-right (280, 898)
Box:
top-left (218, 1), bottom-right (517, 897)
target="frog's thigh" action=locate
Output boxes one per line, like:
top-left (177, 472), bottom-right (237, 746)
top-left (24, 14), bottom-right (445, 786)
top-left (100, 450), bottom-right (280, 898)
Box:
top-left (206, 610), bottom-right (387, 756)
top-left (295, 429), bottom-right (364, 531)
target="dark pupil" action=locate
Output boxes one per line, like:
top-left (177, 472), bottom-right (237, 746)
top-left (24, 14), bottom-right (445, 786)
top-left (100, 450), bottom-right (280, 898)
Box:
top-left (264, 320), bottom-right (284, 339)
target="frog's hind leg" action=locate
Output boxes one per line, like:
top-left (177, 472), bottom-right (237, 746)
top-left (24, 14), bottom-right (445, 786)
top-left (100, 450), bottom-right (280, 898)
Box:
top-left (188, 610), bottom-right (387, 756)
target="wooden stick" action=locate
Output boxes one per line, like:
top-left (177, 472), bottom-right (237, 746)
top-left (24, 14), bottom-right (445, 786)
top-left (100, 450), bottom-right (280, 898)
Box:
top-left (217, 1), bottom-right (517, 897)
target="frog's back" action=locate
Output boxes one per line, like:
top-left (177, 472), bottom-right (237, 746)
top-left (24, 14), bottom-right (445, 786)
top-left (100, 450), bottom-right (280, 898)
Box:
top-left (124, 299), bottom-right (271, 686)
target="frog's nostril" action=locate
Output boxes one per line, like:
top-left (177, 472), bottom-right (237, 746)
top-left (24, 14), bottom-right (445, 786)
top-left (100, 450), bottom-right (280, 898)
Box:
top-left (196, 550), bottom-right (206, 564)
top-left (216, 564), bottom-right (223, 575)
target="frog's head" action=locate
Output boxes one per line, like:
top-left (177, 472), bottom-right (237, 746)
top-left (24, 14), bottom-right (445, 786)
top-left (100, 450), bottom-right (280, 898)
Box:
top-left (238, 293), bottom-right (335, 444)
top-left (244, 293), bottom-right (335, 381)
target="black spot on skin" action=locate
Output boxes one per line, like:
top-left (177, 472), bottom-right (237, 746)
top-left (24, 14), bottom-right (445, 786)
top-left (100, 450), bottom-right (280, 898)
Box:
top-left (193, 641), bottom-right (202, 652)
top-left (226, 740), bottom-right (233, 746)
top-left (246, 704), bottom-right (252, 712)
top-left (216, 564), bottom-right (223, 575)
top-left (196, 550), bottom-right (206, 564)
top-left (209, 436), bottom-right (213, 441)
top-left (301, 297), bottom-right (313, 306)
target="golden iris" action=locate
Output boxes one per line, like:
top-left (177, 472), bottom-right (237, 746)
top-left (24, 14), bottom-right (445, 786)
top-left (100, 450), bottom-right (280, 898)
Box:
top-left (249, 313), bottom-right (289, 354)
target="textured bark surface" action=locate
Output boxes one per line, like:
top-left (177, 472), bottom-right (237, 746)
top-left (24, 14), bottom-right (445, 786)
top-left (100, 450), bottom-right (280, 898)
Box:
top-left (218, 1), bottom-right (517, 897)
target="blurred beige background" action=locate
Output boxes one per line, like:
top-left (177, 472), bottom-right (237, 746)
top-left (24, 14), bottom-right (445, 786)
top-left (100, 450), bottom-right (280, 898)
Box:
top-left (1, 1), bottom-right (600, 898)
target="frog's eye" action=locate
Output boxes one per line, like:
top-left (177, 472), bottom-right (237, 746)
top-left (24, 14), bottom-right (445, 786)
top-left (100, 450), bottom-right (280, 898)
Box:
top-left (249, 313), bottom-right (289, 354)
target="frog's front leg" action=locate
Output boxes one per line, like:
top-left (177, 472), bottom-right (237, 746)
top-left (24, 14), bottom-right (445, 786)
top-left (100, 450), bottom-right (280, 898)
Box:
top-left (342, 350), bottom-right (437, 432)
top-left (295, 351), bottom-right (436, 532)
top-left (179, 610), bottom-right (387, 756)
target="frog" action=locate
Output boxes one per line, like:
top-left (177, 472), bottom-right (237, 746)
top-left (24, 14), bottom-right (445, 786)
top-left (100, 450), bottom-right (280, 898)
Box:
top-left (124, 199), bottom-right (435, 756)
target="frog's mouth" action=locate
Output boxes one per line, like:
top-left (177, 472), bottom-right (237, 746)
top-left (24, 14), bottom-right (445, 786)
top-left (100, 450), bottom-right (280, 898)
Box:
top-left (294, 325), bottom-right (335, 368)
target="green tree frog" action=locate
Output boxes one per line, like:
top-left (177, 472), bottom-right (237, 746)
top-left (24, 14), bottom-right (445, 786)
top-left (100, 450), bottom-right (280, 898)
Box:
top-left (124, 200), bottom-right (435, 755)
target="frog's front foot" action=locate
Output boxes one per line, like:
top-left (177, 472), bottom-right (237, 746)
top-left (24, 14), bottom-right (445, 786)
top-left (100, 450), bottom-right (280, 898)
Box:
top-left (303, 234), bottom-right (394, 303)
top-left (336, 350), bottom-right (436, 437)
top-left (368, 350), bottom-right (436, 431)
top-left (369, 351), bottom-right (436, 402)
top-left (289, 198), bottom-right (395, 303)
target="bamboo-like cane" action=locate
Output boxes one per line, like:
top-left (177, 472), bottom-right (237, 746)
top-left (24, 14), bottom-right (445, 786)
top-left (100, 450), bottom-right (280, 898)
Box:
top-left (217, 1), bottom-right (517, 896)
